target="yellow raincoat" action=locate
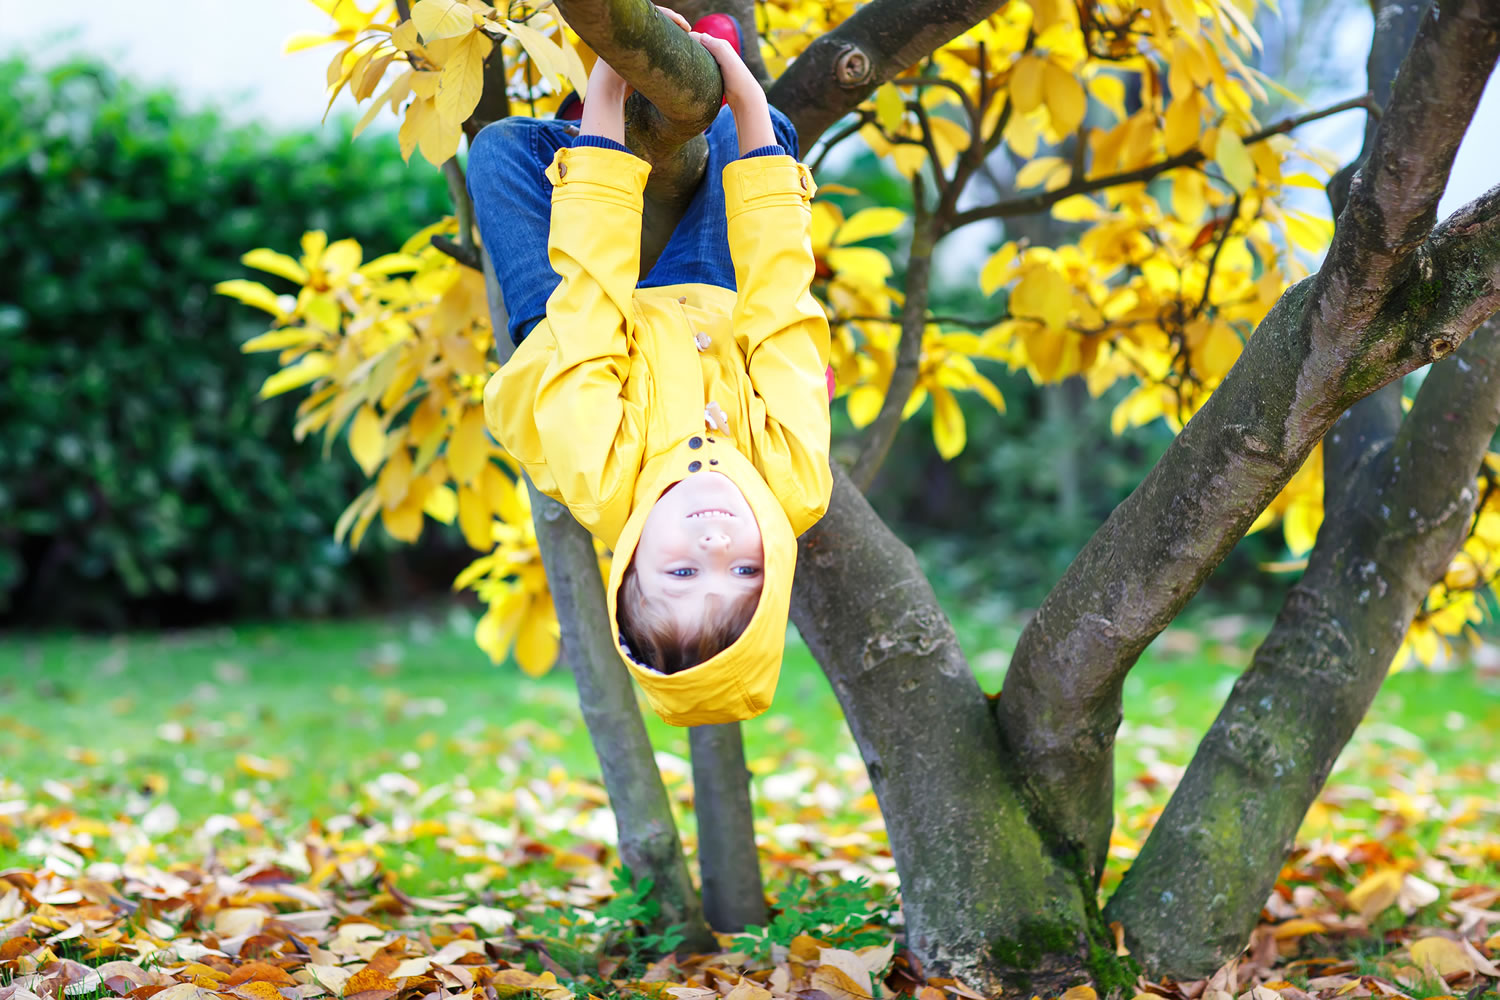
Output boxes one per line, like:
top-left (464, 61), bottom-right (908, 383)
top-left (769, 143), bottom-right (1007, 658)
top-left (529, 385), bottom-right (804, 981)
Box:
top-left (482, 144), bottom-right (832, 727)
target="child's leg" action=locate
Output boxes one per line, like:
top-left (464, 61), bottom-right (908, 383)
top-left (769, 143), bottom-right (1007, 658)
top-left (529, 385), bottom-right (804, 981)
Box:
top-left (638, 105), bottom-right (800, 291)
top-left (467, 117), bottom-right (576, 345)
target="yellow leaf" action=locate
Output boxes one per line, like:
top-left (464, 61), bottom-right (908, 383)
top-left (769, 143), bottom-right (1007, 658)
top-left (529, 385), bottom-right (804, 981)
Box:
top-left (1284, 500), bottom-right (1322, 557)
top-left (348, 406), bottom-right (386, 478)
top-left (417, 94), bottom-right (463, 165)
top-left (398, 94), bottom-right (428, 162)
top-left (1061, 988), bottom-right (1098, 1000)
top-left (1346, 866), bottom-right (1403, 921)
top-left (353, 68), bottom-right (414, 140)
top-left (381, 493), bottom-right (426, 542)
top-left (424, 484), bottom-right (458, 525)
top-left (378, 447), bottom-right (414, 510)
top-left (437, 30), bottom-right (493, 125)
top-left (412, 0), bottom-right (475, 40)
top-left (235, 753), bottom-right (290, 780)
top-left (1088, 74), bottom-right (1126, 120)
top-left (1172, 169), bottom-right (1206, 223)
top-left (448, 406), bottom-right (492, 486)
top-left (1016, 155), bottom-right (1067, 190)
top-left (258, 353), bottom-right (332, 399)
top-left (1272, 918), bottom-right (1327, 940)
top-left (930, 386), bottom-right (965, 460)
top-left (1010, 53), bottom-right (1045, 113)
top-left (241, 248), bottom-right (309, 284)
top-left (827, 246), bottom-right (893, 285)
top-left (215, 279), bottom-right (286, 317)
top-left (1409, 937), bottom-right (1475, 977)
top-left (458, 484), bottom-right (494, 551)
top-left (514, 597), bottom-right (560, 676)
top-left (1043, 61), bottom-right (1087, 135)
top-left (335, 487), bottom-right (378, 546)
top-left (353, 51), bottom-right (396, 102)
top-left (241, 328), bottom-right (320, 353)
top-left (1214, 128), bottom-right (1256, 194)
top-left (1010, 266), bottom-right (1071, 330)
top-left (846, 385), bottom-right (885, 428)
top-left (506, 18), bottom-right (572, 90)
top-left (1021, 325), bottom-right (1067, 382)
top-left (1164, 92), bottom-right (1201, 157)
top-left (392, 19), bottom-right (419, 51)
top-left (979, 242), bottom-right (1017, 296)
top-left (928, 116), bottom-right (972, 167)
top-left (874, 81), bottom-right (905, 132)
top-left (1198, 322), bottom-right (1242, 379)
top-left (838, 207), bottom-right (907, 246)
top-left (475, 588), bottom-right (526, 664)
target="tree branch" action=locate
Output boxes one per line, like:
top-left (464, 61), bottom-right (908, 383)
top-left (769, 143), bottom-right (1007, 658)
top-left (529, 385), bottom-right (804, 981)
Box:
top-left (1104, 308), bottom-right (1500, 975)
top-left (950, 94), bottom-right (1376, 229)
top-left (688, 723), bottom-right (768, 931)
top-left (993, 178), bottom-right (1500, 882)
top-left (766, 0), bottom-right (1008, 148)
top-left (554, 0), bottom-right (724, 155)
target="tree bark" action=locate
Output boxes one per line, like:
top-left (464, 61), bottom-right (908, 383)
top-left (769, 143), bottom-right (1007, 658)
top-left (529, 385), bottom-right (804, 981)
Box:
top-left (688, 723), bottom-right (768, 931)
top-left (479, 249), bottom-right (713, 951)
top-left (529, 489), bottom-right (716, 950)
top-left (993, 0), bottom-right (1500, 879)
top-left (766, 0), bottom-right (1008, 147)
top-left (1105, 314), bottom-right (1500, 975)
top-left (791, 467), bottom-right (1130, 995)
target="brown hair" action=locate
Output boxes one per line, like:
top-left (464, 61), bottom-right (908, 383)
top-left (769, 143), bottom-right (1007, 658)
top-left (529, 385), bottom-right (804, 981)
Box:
top-left (617, 562), bottom-right (759, 674)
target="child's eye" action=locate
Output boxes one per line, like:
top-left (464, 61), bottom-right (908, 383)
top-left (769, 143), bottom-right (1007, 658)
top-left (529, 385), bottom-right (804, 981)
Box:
top-left (733, 566), bottom-right (762, 577)
top-left (669, 568), bottom-right (697, 578)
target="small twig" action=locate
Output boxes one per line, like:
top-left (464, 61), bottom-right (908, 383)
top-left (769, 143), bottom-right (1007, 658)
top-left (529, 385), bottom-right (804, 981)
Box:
top-left (908, 101), bottom-right (951, 200)
top-left (432, 234), bottom-right (482, 271)
top-left (892, 76), bottom-right (980, 133)
top-left (809, 111), bottom-right (874, 176)
top-left (950, 92), bottom-right (1376, 229)
top-left (1194, 193), bottom-right (1242, 315)
top-left (442, 158), bottom-right (476, 258)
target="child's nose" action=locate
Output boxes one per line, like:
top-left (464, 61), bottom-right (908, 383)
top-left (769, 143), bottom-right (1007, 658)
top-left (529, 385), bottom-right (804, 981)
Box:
top-left (698, 531), bottom-right (731, 551)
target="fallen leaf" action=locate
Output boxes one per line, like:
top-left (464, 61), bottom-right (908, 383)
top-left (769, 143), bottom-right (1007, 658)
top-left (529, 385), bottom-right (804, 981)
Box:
top-left (1409, 937), bottom-right (1475, 977)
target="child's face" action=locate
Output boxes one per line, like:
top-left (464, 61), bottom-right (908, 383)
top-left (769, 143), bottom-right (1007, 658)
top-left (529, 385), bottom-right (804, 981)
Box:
top-left (633, 472), bottom-right (764, 630)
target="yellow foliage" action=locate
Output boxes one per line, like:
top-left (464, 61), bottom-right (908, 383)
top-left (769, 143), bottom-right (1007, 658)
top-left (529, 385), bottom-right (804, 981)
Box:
top-left (243, 0), bottom-right (1489, 675)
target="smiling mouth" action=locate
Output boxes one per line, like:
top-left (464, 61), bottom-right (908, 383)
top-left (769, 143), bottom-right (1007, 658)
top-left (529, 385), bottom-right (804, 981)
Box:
top-left (687, 509), bottom-right (735, 519)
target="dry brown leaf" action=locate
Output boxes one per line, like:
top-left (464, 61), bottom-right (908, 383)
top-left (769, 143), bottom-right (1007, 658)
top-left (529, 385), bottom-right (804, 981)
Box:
top-left (1061, 987), bottom-right (1098, 1000)
top-left (213, 910), bottom-right (268, 938)
top-left (1272, 919), bottom-right (1327, 940)
top-left (810, 964), bottom-right (870, 1000)
top-left (1242, 987), bottom-right (1281, 1000)
top-left (723, 978), bottom-right (772, 1000)
top-left (305, 965), bottom-right (352, 996)
top-left (1408, 937), bottom-right (1474, 977)
top-left (233, 982), bottom-right (288, 1000)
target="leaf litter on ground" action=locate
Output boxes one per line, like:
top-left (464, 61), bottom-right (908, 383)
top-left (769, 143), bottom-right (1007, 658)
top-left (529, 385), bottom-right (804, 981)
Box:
top-left (2, 622), bottom-right (1498, 1000)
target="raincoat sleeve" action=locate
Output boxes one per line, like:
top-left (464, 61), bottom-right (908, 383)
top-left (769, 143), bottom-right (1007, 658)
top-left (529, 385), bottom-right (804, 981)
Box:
top-left (533, 144), bottom-right (653, 544)
top-left (723, 155), bottom-right (833, 537)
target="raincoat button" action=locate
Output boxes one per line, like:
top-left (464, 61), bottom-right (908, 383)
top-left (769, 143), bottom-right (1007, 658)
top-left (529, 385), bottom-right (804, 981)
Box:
top-left (688, 461), bottom-right (702, 473)
top-left (710, 459), bottom-right (718, 466)
top-left (799, 174), bottom-right (807, 190)
top-left (678, 296), bottom-right (687, 304)
top-left (694, 331), bottom-right (711, 351)
top-left (558, 162), bottom-right (568, 178)
top-left (689, 436), bottom-right (702, 449)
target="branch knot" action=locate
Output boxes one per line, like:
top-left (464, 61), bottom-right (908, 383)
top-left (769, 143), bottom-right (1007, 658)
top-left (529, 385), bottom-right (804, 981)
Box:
top-left (834, 44), bottom-right (873, 87)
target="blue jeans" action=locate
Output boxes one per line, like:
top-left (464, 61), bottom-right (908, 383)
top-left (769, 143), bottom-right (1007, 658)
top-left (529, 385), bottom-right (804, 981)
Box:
top-left (468, 105), bottom-right (800, 346)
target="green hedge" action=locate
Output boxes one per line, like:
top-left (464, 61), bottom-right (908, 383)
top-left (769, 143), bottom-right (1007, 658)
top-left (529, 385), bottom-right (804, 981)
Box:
top-left (0, 55), bottom-right (453, 627)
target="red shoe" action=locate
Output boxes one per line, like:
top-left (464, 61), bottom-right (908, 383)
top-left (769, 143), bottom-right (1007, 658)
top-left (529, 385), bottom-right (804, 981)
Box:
top-left (692, 13), bottom-right (742, 107)
top-left (556, 92), bottom-right (584, 122)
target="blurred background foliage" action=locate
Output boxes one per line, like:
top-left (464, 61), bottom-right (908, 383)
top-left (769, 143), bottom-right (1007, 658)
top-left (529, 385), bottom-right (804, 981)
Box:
top-left (0, 51), bottom-right (1296, 631)
top-left (0, 54), bottom-right (463, 628)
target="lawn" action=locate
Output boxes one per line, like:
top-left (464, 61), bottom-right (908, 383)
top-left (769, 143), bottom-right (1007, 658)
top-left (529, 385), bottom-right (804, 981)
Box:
top-left (3, 606), bottom-right (1499, 999)
top-left (2, 605), bottom-right (1496, 896)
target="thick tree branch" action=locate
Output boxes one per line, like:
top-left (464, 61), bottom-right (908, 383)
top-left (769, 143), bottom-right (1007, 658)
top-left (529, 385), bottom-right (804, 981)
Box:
top-left (555, 0), bottom-right (723, 154)
top-left (1304, 0), bottom-right (1500, 349)
top-left (790, 466), bottom-right (1109, 994)
top-left (950, 94), bottom-right (1375, 230)
top-left (766, 0), bottom-right (1007, 148)
top-left (1105, 311), bottom-right (1500, 975)
top-left (994, 178), bottom-right (1500, 881)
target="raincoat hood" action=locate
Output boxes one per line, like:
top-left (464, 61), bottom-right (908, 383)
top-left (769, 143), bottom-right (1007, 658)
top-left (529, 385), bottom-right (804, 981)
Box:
top-left (606, 439), bottom-right (797, 728)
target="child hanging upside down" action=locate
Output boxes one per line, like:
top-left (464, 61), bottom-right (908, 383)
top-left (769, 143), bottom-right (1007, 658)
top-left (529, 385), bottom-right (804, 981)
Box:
top-left (470, 9), bottom-right (833, 727)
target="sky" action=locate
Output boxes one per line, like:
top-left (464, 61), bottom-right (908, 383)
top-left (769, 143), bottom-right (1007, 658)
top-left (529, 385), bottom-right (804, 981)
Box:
top-left (2, 0), bottom-right (1495, 218)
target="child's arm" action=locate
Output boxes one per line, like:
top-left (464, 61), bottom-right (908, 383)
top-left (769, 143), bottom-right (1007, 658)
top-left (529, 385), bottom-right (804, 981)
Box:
top-left (530, 58), bottom-right (651, 543)
top-left (696, 33), bottom-right (833, 536)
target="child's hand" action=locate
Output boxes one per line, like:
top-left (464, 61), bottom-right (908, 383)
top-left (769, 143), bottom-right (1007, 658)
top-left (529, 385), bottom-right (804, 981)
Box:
top-left (690, 29), bottom-right (775, 155)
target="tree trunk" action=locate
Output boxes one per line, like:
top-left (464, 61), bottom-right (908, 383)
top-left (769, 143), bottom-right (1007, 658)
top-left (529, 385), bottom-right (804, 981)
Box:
top-left (791, 467), bottom-right (1135, 996)
top-left (1106, 315), bottom-right (1500, 974)
top-left (480, 249), bottom-right (713, 950)
top-left (994, 0), bottom-right (1500, 879)
top-left (689, 723), bottom-right (768, 931)
top-left (529, 489), bottom-right (716, 950)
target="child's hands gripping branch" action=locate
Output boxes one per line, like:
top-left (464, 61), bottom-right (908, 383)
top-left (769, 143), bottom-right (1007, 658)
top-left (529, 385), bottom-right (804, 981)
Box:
top-left (579, 6), bottom-right (693, 145)
top-left (689, 29), bottom-right (775, 156)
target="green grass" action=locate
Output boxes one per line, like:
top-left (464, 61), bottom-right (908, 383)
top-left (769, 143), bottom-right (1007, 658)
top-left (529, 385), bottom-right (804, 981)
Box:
top-left (1, 604), bottom-right (1496, 896)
